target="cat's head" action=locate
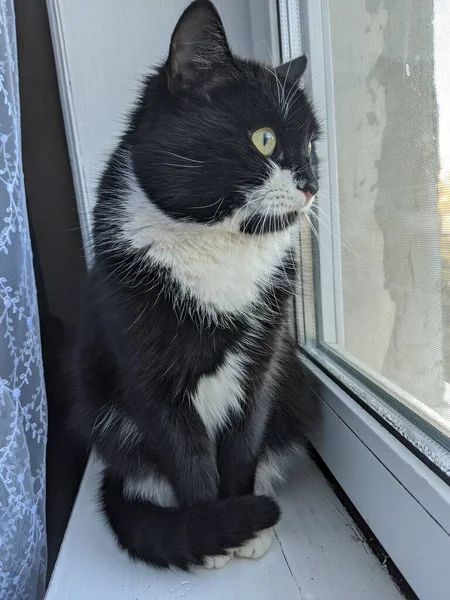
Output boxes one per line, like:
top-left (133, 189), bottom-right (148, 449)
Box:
top-left (126, 0), bottom-right (319, 235)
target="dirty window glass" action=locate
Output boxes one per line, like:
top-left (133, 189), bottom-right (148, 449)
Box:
top-left (306, 0), bottom-right (450, 442)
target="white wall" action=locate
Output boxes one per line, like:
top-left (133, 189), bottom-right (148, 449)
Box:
top-left (47, 0), bottom-right (276, 247)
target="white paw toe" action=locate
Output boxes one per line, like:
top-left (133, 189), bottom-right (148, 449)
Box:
top-left (203, 553), bottom-right (232, 569)
top-left (234, 527), bottom-right (274, 559)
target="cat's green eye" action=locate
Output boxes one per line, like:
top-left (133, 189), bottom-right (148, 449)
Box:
top-left (307, 140), bottom-right (312, 156)
top-left (251, 127), bottom-right (276, 156)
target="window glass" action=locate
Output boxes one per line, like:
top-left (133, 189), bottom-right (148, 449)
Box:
top-left (306, 0), bottom-right (450, 441)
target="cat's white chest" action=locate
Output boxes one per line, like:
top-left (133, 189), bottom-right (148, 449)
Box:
top-left (121, 174), bottom-right (296, 319)
top-left (175, 229), bottom-right (292, 316)
top-left (190, 350), bottom-right (248, 434)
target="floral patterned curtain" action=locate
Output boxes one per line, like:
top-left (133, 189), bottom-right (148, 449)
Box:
top-left (0, 1), bottom-right (47, 598)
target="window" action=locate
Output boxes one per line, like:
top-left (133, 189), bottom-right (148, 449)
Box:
top-left (281, 0), bottom-right (450, 597)
top-left (285, 0), bottom-right (450, 455)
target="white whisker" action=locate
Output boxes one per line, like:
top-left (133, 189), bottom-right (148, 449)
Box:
top-left (156, 151), bottom-right (204, 164)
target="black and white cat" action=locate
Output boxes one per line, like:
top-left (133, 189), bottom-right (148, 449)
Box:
top-left (72, 0), bottom-right (319, 570)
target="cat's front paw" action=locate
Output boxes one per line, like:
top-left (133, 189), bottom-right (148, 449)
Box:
top-left (203, 553), bottom-right (232, 569)
top-left (234, 527), bottom-right (275, 559)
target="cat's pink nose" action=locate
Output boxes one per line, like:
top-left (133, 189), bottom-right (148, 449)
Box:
top-left (303, 190), bottom-right (312, 202)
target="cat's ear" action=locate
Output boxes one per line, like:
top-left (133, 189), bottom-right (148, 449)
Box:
top-left (167, 0), bottom-right (232, 95)
top-left (276, 55), bottom-right (308, 81)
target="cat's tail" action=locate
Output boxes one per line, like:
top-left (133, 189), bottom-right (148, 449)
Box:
top-left (101, 471), bottom-right (280, 570)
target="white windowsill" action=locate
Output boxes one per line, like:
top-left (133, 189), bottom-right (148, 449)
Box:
top-left (305, 354), bottom-right (450, 600)
top-left (45, 454), bottom-right (403, 600)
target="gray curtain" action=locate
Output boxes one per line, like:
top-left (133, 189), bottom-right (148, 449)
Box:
top-left (0, 1), bottom-right (48, 598)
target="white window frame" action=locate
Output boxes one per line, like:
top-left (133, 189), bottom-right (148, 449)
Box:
top-left (280, 0), bottom-right (345, 346)
top-left (280, 1), bottom-right (450, 597)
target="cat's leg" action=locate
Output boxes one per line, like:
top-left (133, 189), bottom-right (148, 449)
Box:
top-left (216, 407), bottom-right (277, 561)
top-left (217, 393), bottom-right (273, 499)
top-left (256, 346), bottom-right (317, 495)
top-left (231, 474), bottom-right (276, 560)
top-left (233, 443), bottom-right (306, 560)
top-left (235, 350), bottom-right (316, 561)
top-left (231, 448), bottom-right (289, 561)
top-left (233, 456), bottom-right (308, 561)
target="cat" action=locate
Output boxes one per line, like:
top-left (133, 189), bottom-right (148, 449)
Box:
top-left (71, 0), bottom-right (319, 570)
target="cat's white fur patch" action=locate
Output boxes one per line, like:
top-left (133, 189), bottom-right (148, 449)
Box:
top-left (250, 162), bottom-right (309, 216)
top-left (118, 417), bottom-right (142, 447)
top-left (234, 527), bottom-right (274, 559)
top-left (203, 553), bottom-right (232, 570)
top-left (93, 407), bottom-right (143, 448)
top-left (191, 350), bottom-right (247, 434)
top-left (123, 472), bottom-right (178, 507)
top-left (120, 168), bottom-right (298, 320)
top-left (204, 527), bottom-right (275, 568)
top-left (93, 406), bottom-right (119, 436)
top-left (254, 445), bottom-right (306, 495)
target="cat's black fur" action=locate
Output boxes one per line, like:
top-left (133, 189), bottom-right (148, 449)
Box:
top-left (71, 0), bottom-right (319, 570)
